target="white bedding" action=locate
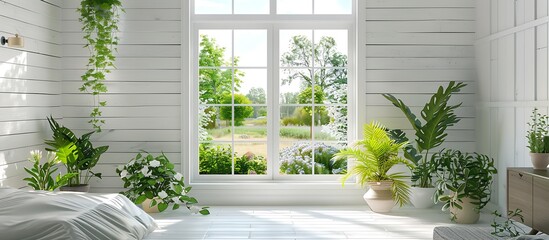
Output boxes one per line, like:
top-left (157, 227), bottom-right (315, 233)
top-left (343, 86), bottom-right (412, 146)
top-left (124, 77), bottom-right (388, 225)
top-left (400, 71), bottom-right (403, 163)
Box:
top-left (0, 188), bottom-right (157, 240)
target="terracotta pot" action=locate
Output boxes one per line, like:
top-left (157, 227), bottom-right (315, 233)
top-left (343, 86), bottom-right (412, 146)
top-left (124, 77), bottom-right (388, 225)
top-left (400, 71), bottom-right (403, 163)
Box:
top-left (530, 153), bottom-right (549, 170)
top-left (142, 198), bottom-right (160, 213)
top-left (410, 187), bottom-right (436, 209)
top-left (450, 197), bottom-right (480, 224)
top-left (59, 184), bottom-right (90, 192)
top-left (364, 181), bottom-right (395, 213)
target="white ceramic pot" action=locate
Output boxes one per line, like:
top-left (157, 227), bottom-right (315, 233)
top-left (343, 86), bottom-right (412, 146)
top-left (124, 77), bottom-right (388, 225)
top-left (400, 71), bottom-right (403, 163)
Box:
top-left (530, 153), bottom-right (549, 170)
top-left (364, 181), bottom-right (395, 213)
top-left (142, 198), bottom-right (160, 213)
top-left (449, 197), bottom-right (480, 224)
top-left (410, 187), bottom-right (436, 209)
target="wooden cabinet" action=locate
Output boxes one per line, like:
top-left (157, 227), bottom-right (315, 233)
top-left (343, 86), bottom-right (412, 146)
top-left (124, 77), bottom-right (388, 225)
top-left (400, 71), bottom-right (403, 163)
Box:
top-left (507, 170), bottom-right (533, 226)
top-left (508, 168), bottom-right (549, 234)
top-left (534, 177), bottom-right (549, 234)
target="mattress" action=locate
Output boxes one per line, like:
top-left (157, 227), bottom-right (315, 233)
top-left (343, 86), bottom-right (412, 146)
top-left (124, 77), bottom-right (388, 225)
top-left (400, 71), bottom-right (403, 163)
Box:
top-left (0, 188), bottom-right (157, 240)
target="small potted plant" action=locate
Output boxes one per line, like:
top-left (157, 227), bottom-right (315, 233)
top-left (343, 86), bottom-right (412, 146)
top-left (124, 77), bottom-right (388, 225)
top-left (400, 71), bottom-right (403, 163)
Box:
top-left (335, 121), bottom-right (414, 213)
top-left (23, 150), bottom-right (77, 191)
top-left (45, 116), bottom-right (108, 192)
top-left (117, 151), bottom-right (209, 215)
top-left (434, 149), bottom-right (497, 224)
top-left (383, 81), bottom-right (467, 208)
top-left (527, 108), bottom-right (549, 169)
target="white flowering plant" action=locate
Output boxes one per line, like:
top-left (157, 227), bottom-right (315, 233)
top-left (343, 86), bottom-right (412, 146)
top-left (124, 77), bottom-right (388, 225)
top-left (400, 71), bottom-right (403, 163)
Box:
top-left (116, 152), bottom-right (209, 214)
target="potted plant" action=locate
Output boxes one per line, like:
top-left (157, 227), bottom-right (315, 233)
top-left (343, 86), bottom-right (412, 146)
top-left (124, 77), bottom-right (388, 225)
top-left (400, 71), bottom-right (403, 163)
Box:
top-left (23, 150), bottom-right (77, 191)
top-left (433, 149), bottom-right (497, 224)
top-left (117, 151), bottom-right (210, 215)
top-left (77, 0), bottom-right (123, 132)
top-left (527, 108), bottom-right (549, 169)
top-left (45, 116), bottom-right (108, 192)
top-left (383, 81), bottom-right (467, 208)
top-left (335, 121), bottom-right (414, 213)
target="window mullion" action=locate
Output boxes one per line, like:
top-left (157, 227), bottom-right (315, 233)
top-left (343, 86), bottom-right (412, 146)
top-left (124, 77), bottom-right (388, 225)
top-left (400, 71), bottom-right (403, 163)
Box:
top-left (271, 25), bottom-right (281, 180)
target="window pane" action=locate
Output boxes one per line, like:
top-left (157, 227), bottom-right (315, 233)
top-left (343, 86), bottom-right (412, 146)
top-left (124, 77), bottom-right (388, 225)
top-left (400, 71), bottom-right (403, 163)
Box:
top-left (277, 0), bottom-right (312, 14)
top-left (280, 106), bottom-right (312, 140)
top-left (316, 68), bottom-right (347, 104)
top-left (314, 30), bottom-right (348, 67)
top-left (279, 141), bottom-right (313, 174)
top-left (314, 142), bottom-right (347, 175)
top-left (314, 106), bottom-right (348, 141)
top-left (234, 30), bottom-right (267, 67)
top-left (199, 142), bottom-right (234, 174)
top-left (195, 0), bottom-right (232, 14)
top-left (234, 142), bottom-right (267, 175)
top-left (280, 69), bottom-right (313, 104)
top-left (314, 0), bottom-right (352, 14)
top-left (280, 30), bottom-right (312, 67)
top-left (201, 106), bottom-right (232, 141)
top-left (199, 30), bottom-right (232, 67)
top-left (199, 68), bottom-right (233, 104)
top-left (235, 0), bottom-right (269, 14)
top-left (236, 69), bottom-right (267, 104)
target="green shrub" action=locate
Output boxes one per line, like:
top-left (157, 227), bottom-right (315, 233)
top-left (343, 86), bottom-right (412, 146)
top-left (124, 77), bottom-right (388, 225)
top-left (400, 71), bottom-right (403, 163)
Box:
top-left (235, 152), bottom-right (267, 174)
top-left (199, 144), bottom-right (233, 174)
top-left (219, 94), bottom-right (254, 126)
top-left (199, 144), bottom-right (267, 175)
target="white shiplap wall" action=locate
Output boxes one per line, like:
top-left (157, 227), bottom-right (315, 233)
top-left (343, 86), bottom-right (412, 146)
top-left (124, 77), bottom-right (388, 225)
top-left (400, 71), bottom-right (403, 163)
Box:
top-left (61, 0), bottom-right (182, 192)
top-left (0, 0), bottom-right (62, 188)
top-left (476, 0), bottom-right (549, 210)
top-left (364, 0), bottom-right (477, 153)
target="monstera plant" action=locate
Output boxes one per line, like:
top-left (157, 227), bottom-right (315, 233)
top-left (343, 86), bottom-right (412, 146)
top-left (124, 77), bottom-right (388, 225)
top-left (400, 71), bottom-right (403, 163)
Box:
top-left (382, 81), bottom-right (466, 208)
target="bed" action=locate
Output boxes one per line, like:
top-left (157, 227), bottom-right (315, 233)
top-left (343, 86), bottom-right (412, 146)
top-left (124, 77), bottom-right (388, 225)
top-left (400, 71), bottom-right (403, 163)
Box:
top-left (0, 188), bottom-right (157, 240)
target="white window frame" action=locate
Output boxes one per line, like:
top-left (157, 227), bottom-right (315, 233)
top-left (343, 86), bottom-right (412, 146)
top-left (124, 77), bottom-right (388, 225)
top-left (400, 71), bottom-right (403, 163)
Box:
top-left (187, 0), bottom-right (357, 183)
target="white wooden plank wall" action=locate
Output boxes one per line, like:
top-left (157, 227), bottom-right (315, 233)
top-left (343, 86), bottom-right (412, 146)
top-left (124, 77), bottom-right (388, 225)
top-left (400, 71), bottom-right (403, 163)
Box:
top-left (476, 0), bottom-right (549, 210)
top-left (61, 0), bottom-right (181, 192)
top-left (364, 0), bottom-right (477, 154)
top-left (0, 0), bottom-right (61, 188)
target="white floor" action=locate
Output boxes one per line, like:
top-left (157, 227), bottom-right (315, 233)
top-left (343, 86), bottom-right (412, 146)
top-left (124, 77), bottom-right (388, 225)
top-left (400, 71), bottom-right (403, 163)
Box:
top-left (144, 206), bottom-right (494, 240)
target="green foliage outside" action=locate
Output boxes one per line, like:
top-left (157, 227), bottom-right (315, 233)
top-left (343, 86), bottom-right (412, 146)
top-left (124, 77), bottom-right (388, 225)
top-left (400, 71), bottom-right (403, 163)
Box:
top-left (198, 34), bottom-right (349, 174)
top-left (219, 94), bottom-right (254, 126)
top-left (279, 142), bottom-right (346, 175)
top-left (199, 145), bottom-right (267, 175)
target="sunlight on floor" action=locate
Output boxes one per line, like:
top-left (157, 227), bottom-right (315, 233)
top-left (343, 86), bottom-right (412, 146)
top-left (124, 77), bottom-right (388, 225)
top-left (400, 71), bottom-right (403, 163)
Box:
top-left (145, 206), bottom-right (494, 240)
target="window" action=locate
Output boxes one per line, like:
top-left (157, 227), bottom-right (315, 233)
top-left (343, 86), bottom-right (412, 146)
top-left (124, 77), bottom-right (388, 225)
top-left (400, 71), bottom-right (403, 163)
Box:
top-left (190, 0), bottom-right (355, 182)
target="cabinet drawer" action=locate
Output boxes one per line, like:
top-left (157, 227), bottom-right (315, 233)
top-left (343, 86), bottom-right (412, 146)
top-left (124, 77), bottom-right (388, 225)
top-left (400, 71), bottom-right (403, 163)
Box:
top-left (508, 170), bottom-right (533, 226)
top-left (534, 177), bottom-right (549, 234)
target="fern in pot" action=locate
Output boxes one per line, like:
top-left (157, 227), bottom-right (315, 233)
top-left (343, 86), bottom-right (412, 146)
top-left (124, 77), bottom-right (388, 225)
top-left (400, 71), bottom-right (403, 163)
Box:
top-left (117, 151), bottom-right (209, 214)
top-left (383, 81), bottom-right (466, 208)
top-left (527, 108), bottom-right (549, 169)
top-left (433, 149), bottom-right (497, 224)
top-left (335, 122), bottom-right (414, 213)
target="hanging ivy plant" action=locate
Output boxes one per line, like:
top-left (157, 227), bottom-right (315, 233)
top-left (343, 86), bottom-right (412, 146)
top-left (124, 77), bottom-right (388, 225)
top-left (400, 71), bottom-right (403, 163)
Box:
top-left (77, 0), bottom-right (123, 132)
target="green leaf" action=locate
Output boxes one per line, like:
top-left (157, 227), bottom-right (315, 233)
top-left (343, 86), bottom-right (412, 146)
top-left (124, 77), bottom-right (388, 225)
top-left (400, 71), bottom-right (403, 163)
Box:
top-left (174, 184), bottom-right (183, 194)
top-left (145, 191), bottom-right (154, 199)
top-left (158, 202), bottom-right (168, 212)
top-left (199, 209), bottom-right (210, 215)
top-left (135, 195), bottom-right (147, 204)
top-left (172, 204), bottom-right (180, 210)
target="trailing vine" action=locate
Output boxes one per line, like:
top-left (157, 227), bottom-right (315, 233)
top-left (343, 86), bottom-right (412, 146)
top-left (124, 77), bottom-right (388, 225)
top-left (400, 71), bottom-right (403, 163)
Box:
top-left (77, 0), bottom-right (123, 132)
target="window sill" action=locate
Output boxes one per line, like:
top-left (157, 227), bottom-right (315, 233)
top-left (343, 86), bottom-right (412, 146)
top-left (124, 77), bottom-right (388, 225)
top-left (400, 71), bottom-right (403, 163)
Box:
top-left (189, 181), bottom-right (362, 190)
